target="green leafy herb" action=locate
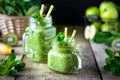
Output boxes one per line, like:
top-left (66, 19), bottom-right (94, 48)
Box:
top-left (0, 54), bottom-right (25, 76)
top-left (104, 49), bottom-right (120, 75)
top-left (105, 37), bottom-right (116, 47)
top-left (93, 31), bottom-right (120, 46)
top-left (32, 11), bottom-right (43, 22)
top-left (93, 32), bottom-right (113, 43)
top-left (0, 0), bottom-right (42, 16)
top-left (14, 60), bottom-right (25, 71)
top-left (105, 49), bottom-right (115, 59)
top-left (56, 32), bottom-right (65, 42)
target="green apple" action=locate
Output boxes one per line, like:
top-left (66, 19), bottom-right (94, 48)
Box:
top-left (85, 6), bottom-right (99, 22)
top-left (109, 21), bottom-right (120, 32)
top-left (100, 23), bottom-right (109, 32)
top-left (100, 22), bottom-right (119, 32)
top-left (99, 1), bottom-right (118, 21)
top-left (86, 6), bottom-right (99, 16)
top-left (92, 21), bottom-right (102, 31)
top-left (84, 25), bottom-right (97, 40)
top-left (100, 1), bottom-right (117, 12)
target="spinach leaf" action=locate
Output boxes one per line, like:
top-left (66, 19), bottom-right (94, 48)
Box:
top-left (93, 32), bottom-right (113, 43)
top-left (105, 37), bottom-right (116, 47)
top-left (93, 31), bottom-right (120, 47)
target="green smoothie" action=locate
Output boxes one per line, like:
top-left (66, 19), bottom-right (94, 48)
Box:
top-left (48, 44), bottom-right (79, 74)
top-left (23, 12), bottom-right (56, 62)
top-left (48, 31), bottom-right (82, 74)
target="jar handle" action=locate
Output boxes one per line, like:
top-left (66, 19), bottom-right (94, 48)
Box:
top-left (74, 49), bottom-right (83, 70)
top-left (22, 32), bottom-right (29, 54)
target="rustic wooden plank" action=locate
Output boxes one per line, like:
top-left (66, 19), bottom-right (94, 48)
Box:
top-left (14, 46), bottom-right (24, 60)
top-left (16, 26), bottom-right (101, 80)
top-left (90, 41), bottom-right (120, 80)
top-left (0, 43), bottom-right (23, 80)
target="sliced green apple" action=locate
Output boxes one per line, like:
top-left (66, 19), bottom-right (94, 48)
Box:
top-left (84, 25), bottom-right (97, 40)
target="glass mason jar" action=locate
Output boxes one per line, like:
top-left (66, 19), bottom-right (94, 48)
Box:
top-left (22, 16), bottom-right (56, 62)
top-left (48, 40), bottom-right (83, 74)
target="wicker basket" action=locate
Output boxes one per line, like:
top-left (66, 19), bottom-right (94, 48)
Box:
top-left (0, 14), bottom-right (29, 40)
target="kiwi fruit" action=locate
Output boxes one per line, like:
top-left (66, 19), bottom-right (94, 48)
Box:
top-left (111, 38), bottom-right (120, 52)
top-left (2, 33), bottom-right (18, 46)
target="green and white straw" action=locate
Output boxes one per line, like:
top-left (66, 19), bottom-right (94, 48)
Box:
top-left (46, 5), bottom-right (54, 18)
top-left (64, 27), bottom-right (68, 41)
top-left (69, 30), bottom-right (77, 43)
top-left (40, 4), bottom-right (45, 17)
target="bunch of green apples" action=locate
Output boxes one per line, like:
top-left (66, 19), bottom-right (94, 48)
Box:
top-left (85, 1), bottom-right (119, 22)
top-left (84, 1), bottom-right (120, 40)
top-left (99, 1), bottom-right (120, 32)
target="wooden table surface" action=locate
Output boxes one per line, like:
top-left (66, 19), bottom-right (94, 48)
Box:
top-left (0, 25), bottom-right (120, 80)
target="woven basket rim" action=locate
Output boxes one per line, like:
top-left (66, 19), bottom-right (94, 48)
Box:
top-left (0, 14), bottom-right (29, 20)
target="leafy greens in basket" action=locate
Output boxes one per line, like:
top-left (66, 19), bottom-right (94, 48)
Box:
top-left (0, 0), bottom-right (42, 16)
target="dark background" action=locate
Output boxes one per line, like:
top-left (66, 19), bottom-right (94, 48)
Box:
top-left (42, 0), bottom-right (120, 25)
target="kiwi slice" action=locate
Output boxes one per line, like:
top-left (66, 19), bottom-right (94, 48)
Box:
top-left (2, 33), bottom-right (18, 46)
top-left (111, 38), bottom-right (120, 51)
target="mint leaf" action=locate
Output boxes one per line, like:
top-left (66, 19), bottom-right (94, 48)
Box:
top-left (110, 62), bottom-right (120, 75)
top-left (103, 64), bottom-right (111, 71)
top-left (104, 49), bottom-right (120, 75)
top-left (6, 54), bottom-right (16, 64)
top-left (105, 57), bottom-right (112, 64)
top-left (32, 11), bottom-right (43, 22)
top-left (105, 49), bottom-right (115, 58)
top-left (8, 69), bottom-right (17, 76)
top-left (0, 59), bottom-right (6, 65)
top-left (56, 32), bottom-right (64, 42)
top-left (0, 65), bottom-right (7, 75)
top-left (0, 54), bottom-right (25, 76)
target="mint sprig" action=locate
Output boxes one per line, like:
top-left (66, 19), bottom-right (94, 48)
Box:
top-left (104, 49), bottom-right (120, 75)
top-left (0, 54), bottom-right (25, 76)
top-left (32, 11), bottom-right (43, 22)
top-left (56, 32), bottom-right (65, 42)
